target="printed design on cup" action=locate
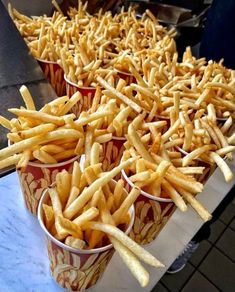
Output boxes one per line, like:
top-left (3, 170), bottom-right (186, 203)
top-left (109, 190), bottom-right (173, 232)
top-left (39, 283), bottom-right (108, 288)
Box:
top-left (101, 139), bottom-right (125, 172)
top-left (17, 162), bottom-right (74, 215)
top-left (38, 61), bottom-right (66, 96)
top-left (47, 239), bottom-right (114, 291)
top-left (65, 81), bottom-right (95, 117)
top-left (70, 93), bottom-right (93, 117)
top-left (129, 199), bottom-right (175, 245)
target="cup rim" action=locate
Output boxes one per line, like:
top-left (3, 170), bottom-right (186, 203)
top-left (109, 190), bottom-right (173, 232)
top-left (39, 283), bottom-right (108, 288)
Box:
top-left (28, 155), bottom-right (79, 168)
top-left (121, 168), bottom-right (173, 203)
top-left (36, 58), bottom-right (57, 65)
top-left (38, 180), bottom-right (135, 254)
top-left (64, 74), bottom-right (97, 91)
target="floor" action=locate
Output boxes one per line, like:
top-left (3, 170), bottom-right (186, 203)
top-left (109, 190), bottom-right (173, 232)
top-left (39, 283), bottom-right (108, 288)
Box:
top-left (152, 186), bottom-right (235, 292)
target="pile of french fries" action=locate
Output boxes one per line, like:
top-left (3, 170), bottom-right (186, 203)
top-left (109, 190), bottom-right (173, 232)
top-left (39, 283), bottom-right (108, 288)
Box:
top-left (42, 160), bottom-right (164, 287)
top-left (2, 1), bottom-right (235, 288)
top-left (9, 2), bottom-right (176, 87)
top-left (0, 85), bottom-right (116, 169)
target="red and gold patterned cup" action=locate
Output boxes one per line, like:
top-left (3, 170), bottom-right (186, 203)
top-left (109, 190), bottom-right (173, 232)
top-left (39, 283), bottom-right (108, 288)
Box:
top-left (38, 186), bottom-right (135, 291)
top-left (37, 59), bottom-right (66, 96)
top-left (64, 75), bottom-right (97, 116)
top-left (17, 156), bottom-right (79, 215)
top-left (122, 169), bottom-right (175, 245)
top-left (101, 136), bottom-right (126, 172)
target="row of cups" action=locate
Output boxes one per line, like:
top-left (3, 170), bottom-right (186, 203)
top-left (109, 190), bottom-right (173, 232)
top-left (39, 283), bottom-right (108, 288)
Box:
top-left (18, 152), bottom-right (171, 291)
top-left (18, 58), bottom-right (222, 290)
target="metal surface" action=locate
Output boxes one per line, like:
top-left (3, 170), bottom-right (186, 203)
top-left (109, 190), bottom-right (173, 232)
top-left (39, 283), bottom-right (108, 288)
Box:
top-left (2, 0), bottom-right (59, 16)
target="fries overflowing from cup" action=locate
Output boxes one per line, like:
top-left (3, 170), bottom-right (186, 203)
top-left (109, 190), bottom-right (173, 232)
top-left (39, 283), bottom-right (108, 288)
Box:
top-left (2, 1), bottom-right (235, 290)
top-left (39, 160), bottom-right (164, 288)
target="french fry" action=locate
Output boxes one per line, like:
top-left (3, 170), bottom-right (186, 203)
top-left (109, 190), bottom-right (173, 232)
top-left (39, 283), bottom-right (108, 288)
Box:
top-left (182, 145), bottom-right (215, 167)
top-left (43, 204), bottom-right (55, 229)
top-left (110, 237), bottom-right (149, 287)
top-left (33, 149), bottom-right (57, 164)
top-left (209, 152), bottom-right (233, 182)
top-left (65, 236), bottom-right (86, 249)
top-left (0, 116), bottom-right (11, 130)
top-left (97, 77), bottom-right (142, 113)
top-left (161, 179), bottom-right (187, 212)
top-left (16, 149), bottom-right (31, 169)
top-left (83, 221), bottom-right (164, 268)
top-left (0, 154), bottom-right (22, 169)
top-left (177, 187), bottom-right (212, 222)
top-left (63, 158), bottom-right (134, 219)
top-left (19, 85), bottom-right (36, 110)
top-left (90, 142), bottom-right (100, 165)
top-left (112, 187), bottom-right (140, 225)
top-left (8, 108), bottom-right (65, 126)
top-left (57, 216), bottom-right (83, 239)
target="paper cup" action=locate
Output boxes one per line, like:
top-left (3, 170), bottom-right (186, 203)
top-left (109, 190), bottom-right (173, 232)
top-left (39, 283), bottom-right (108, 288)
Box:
top-left (64, 75), bottom-right (96, 117)
top-left (38, 184), bottom-right (135, 291)
top-left (122, 170), bottom-right (175, 245)
top-left (17, 156), bottom-right (79, 215)
top-left (37, 59), bottom-right (66, 96)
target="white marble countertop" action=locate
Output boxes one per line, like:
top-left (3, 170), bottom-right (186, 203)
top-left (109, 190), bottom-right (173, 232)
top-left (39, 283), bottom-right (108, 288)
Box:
top-left (0, 159), bottom-right (234, 292)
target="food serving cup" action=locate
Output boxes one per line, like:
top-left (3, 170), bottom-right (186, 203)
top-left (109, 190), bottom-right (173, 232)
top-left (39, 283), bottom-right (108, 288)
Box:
top-left (37, 58), bottom-right (66, 96)
top-left (17, 156), bottom-right (79, 215)
top-left (64, 75), bottom-right (97, 116)
top-left (38, 181), bottom-right (135, 291)
top-left (122, 169), bottom-right (175, 245)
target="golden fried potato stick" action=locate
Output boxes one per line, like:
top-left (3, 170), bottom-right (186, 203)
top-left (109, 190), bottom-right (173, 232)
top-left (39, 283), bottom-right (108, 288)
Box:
top-left (177, 187), bottom-right (212, 222)
top-left (210, 152), bottom-right (233, 182)
top-left (90, 142), bottom-right (100, 165)
top-left (65, 236), bottom-right (86, 249)
top-left (8, 108), bottom-right (65, 126)
top-left (42, 204), bottom-right (55, 229)
top-left (0, 116), bottom-right (11, 130)
top-left (19, 123), bottom-right (56, 139)
top-left (16, 149), bottom-right (31, 169)
top-left (182, 145), bottom-right (215, 167)
top-left (57, 216), bottom-right (83, 239)
top-left (97, 76), bottom-right (142, 113)
top-left (58, 92), bottom-right (82, 115)
top-left (0, 154), bottom-right (22, 169)
top-left (74, 111), bottom-right (113, 127)
top-left (128, 124), bottom-right (155, 163)
top-left (112, 187), bottom-right (140, 225)
top-left (161, 179), bottom-right (187, 212)
top-left (83, 221), bottom-right (164, 268)
top-left (63, 158), bottom-right (135, 219)
top-left (0, 129), bottom-right (82, 161)
top-left (111, 237), bottom-right (150, 288)
top-left (19, 85), bottom-right (36, 110)
top-left (205, 82), bottom-right (235, 96)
